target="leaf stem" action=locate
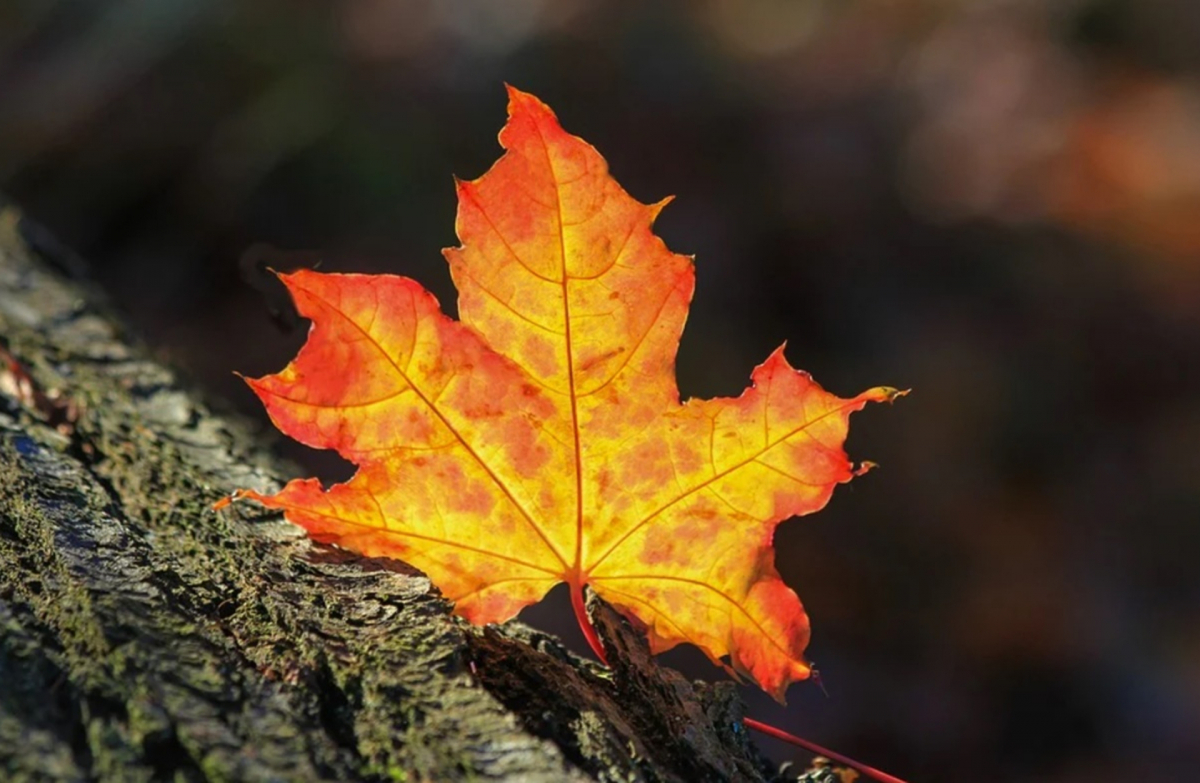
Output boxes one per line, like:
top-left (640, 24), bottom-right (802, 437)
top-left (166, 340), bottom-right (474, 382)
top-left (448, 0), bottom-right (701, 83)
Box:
top-left (570, 588), bottom-right (902, 782)
top-left (569, 582), bottom-right (609, 665)
top-left (742, 718), bottom-right (908, 783)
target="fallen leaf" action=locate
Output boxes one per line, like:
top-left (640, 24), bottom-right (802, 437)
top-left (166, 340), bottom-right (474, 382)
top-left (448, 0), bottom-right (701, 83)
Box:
top-left (231, 87), bottom-right (901, 700)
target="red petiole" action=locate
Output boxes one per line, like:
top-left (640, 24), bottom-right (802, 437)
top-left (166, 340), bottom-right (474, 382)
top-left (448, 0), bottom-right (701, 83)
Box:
top-left (741, 717), bottom-right (909, 783)
top-left (570, 595), bottom-right (908, 783)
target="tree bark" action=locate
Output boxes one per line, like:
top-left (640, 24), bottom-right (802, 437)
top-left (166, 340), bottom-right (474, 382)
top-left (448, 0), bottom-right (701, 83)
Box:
top-left (0, 200), bottom-right (805, 782)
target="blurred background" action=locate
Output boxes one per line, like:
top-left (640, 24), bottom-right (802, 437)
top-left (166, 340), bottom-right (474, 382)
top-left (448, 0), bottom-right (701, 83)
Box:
top-left (2, 1), bottom-right (1198, 780)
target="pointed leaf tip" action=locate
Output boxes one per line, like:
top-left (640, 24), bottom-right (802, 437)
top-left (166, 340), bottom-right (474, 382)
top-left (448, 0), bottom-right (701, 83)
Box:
top-left (854, 460), bottom-right (879, 477)
top-left (504, 84), bottom-right (553, 119)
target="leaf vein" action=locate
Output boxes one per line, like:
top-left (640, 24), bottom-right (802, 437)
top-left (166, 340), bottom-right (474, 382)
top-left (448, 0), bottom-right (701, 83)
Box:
top-left (586, 398), bottom-right (859, 573)
top-left (287, 278), bottom-right (570, 570)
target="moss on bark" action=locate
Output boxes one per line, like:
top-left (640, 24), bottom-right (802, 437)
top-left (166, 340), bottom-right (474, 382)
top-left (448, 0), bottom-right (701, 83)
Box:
top-left (0, 201), bottom-right (789, 782)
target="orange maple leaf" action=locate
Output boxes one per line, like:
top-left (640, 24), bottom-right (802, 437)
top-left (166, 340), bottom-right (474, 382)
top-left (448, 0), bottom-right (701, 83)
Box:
top-left (230, 87), bottom-right (901, 700)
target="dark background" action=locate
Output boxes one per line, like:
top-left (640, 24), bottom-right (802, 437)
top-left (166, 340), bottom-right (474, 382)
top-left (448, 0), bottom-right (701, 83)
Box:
top-left (3, 2), bottom-right (1199, 781)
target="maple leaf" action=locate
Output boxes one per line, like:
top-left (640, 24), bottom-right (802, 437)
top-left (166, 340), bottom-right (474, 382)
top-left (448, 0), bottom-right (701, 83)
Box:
top-left (230, 87), bottom-right (901, 700)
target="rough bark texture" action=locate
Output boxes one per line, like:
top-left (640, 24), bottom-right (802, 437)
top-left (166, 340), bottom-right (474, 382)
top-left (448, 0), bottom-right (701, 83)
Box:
top-left (0, 200), bottom-right (829, 782)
